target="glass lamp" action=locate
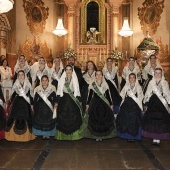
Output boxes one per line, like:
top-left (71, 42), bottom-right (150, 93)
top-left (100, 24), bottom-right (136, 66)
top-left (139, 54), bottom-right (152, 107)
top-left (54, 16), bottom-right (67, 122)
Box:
top-left (0, 0), bottom-right (14, 14)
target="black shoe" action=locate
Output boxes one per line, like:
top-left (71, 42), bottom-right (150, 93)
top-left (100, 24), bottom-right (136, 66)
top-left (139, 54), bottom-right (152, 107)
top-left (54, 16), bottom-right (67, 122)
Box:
top-left (127, 140), bottom-right (135, 143)
top-left (152, 141), bottom-right (160, 146)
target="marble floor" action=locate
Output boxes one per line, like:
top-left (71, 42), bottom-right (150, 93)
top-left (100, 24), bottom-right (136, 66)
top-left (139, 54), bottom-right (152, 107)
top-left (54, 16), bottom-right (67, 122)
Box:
top-left (0, 137), bottom-right (169, 170)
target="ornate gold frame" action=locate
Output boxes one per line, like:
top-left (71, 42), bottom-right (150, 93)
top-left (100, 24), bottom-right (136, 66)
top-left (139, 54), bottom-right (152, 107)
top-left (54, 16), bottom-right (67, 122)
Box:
top-left (138, 0), bottom-right (164, 36)
top-left (80, 0), bottom-right (106, 44)
top-left (23, 0), bottom-right (49, 37)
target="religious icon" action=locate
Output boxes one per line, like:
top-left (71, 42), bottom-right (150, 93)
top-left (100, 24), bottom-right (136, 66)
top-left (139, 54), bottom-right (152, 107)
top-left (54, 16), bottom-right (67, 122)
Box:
top-left (31, 6), bottom-right (42, 23)
top-left (86, 27), bottom-right (101, 43)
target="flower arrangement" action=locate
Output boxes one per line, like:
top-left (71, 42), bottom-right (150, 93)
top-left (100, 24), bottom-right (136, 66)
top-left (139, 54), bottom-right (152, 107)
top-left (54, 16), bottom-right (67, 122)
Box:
top-left (110, 47), bottom-right (123, 60)
top-left (64, 47), bottom-right (76, 59)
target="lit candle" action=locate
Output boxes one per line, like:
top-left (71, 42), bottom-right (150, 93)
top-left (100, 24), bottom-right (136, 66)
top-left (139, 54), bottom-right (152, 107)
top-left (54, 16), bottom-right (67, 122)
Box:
top-left (126, 51), bottom-right (127, 59)
top-left (86, 49), bottom-right (88, 61)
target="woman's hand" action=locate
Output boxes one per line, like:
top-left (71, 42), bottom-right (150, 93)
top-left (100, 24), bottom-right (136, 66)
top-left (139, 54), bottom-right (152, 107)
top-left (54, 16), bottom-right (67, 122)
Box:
top-left (86, 105), bottom-right (89, 111)
top-left (54, 103), bottom-right (58, 109)
top-left (168, 107), bottom-right (170, 114)
top-left (111, 105), bottom-right (114, 111)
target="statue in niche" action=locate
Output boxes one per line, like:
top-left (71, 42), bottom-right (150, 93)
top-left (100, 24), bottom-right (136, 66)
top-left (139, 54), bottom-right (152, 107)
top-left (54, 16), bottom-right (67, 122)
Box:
top-left (86, 27), bottom-right (101, 43)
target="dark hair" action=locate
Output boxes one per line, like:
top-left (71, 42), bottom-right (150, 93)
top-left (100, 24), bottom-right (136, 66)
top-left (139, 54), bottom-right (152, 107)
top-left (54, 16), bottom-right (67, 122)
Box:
top-left (1, 59), bottom-right (8, 66)
top-left (64, 64), bottom-right (73, 71)
top-left (129, 56), bottom-right (135, 61)
top-left (106, 57), bottom-right (113, 62)
top-left (17, 70), bottom-right (25, 77)
top-left (68, 56), bottom-right (76, 60)
top-left (41, 75), bottom-right (49, 81)
top-left (155, 67), bottom-right (162, 72)
top-left (149, 54), bottom-right (156, 59)
top-left (129, 73), bottom-right (136, 79)
top-left (84, 60), bottom-right (97, 73)
top-left (39, 57), bottom-right (45, 60)
top-left (95, 70), bottom-right (103, 76)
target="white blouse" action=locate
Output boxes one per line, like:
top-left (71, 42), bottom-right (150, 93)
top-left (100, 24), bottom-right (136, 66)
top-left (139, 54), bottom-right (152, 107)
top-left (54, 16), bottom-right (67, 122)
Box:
top-left (0, 66), bottom-right (12, 80)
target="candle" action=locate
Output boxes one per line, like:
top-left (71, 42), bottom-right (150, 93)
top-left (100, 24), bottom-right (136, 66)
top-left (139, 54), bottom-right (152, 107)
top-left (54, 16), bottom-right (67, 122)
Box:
top-left (86, 49), bottom-right (88, 61)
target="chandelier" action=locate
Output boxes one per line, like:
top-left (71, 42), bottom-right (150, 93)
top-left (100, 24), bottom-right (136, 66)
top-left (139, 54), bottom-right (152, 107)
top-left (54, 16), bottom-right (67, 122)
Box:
top-left (0, 0), bottom-right (14, 14)
top-left (52, 18), bottom-right (68, 37)
top-left (118, 17), bottom-right (133, 37)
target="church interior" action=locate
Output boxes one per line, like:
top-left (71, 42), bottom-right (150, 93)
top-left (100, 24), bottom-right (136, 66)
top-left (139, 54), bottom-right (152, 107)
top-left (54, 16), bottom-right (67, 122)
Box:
top-left (0, 0), bottom-right (170, 169)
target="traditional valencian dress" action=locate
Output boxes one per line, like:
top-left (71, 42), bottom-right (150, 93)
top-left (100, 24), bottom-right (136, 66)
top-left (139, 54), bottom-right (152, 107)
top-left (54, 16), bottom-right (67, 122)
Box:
top-left (55, 70), bottom-right (83, 140)
top-left (103, 65), bottom-right (121, 114)
top-left (82, 71), bottom-right (96, 112)
top-left (116, 79), bottom-right (143, 140)
top-left (84, 79), bottom-right (116, 139)
top-left (33, 66), bottom-right (50, 89)
top-left (5, 78), bottom-right (35, 142)
top-left (50, 59), bottom-right (63, 90)
top-left (0, 87), bottom-right (5, 140)
top-left (32, 84), bottom-right (57, 137)
top-left (120, 61), bottom-right (141, 89)
top-left (142, 77), bottom-right (170, 140)
top-left (142, 59), bottom-right (162, 94)
top-left (13, 58), bottom-right (32, 84)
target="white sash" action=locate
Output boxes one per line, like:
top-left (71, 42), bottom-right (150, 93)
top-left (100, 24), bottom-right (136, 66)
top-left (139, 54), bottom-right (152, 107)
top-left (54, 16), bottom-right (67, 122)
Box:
top-left (127, 89), bottom-right (143, 110)
top-left (37, 90), bottom-right (56, 119)
top-left (52, 71), bottom-right (60, 81)
top-left (152, 84), bottom-right (169, 111)
top-left (18, 88), bottom-right (30, 105)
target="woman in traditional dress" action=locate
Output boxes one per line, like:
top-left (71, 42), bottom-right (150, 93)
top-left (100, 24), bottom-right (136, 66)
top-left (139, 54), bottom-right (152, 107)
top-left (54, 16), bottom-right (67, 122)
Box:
top-left (55, 64), bottom-right (83, 140)
top-left (142, 54), bottom-right (162, 94)
top-left (143, 68), bottom-right (170, 145)
top-left (5, 70), bottom-right (35, 142)
top-left (103, 57), bottom-right (121, 114)
top-left (85, 70), bottom-right (116, 141)
top-left (116, 73), bottom-right (143, 142)
top-left (33, 57), bottom-right (50, 89)
top-left (13, 55), bottom-right (32, 84)
top-left (82, 61), bottom-right (97, 112)
top-left (120, 57), bottom-right (142, 90)
top-left (50, 57), bottom-right (63, 89)
top-left (32, 75), bottom-right (57, 139)
top-left (0, 86), bottom-right (6, 140)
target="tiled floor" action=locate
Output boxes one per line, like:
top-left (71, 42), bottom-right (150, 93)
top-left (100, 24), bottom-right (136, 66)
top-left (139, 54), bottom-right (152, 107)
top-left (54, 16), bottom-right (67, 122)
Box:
top-left (0, 137), bottom-right (169, 170)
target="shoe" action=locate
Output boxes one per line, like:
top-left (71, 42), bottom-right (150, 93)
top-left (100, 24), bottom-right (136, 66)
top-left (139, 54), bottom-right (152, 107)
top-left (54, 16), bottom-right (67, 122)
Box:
top-left (152, 139), bottom-right (160, 146)
top-left (42, 136), bottom-right (50, 140)
top-left (99, 139), bottom-right (102, 141)
top-left (127, 140), bottom-right (135, 143)
top-left (96, 139), bottom-right (99, 142)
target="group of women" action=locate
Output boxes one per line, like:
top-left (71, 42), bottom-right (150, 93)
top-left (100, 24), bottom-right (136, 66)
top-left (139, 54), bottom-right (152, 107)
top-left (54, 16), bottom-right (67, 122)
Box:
top-left (0, 54), bottom-right (170, 146)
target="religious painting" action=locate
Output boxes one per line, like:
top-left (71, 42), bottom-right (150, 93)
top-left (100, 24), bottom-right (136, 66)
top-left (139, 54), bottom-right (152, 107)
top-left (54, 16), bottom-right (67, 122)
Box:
top-left (31, 6), bottom-right (43, 23)
top-left (138, 0), bottom-right (164, 36)
top-left (23, 0), bottom-right (49, 37)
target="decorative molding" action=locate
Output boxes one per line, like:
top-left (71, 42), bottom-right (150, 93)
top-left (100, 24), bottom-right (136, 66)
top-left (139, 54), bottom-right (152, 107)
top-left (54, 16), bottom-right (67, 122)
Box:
top-left (138, 0), bottom-right (164, 36)
top-left (23, 0), bottom-right (49, 37)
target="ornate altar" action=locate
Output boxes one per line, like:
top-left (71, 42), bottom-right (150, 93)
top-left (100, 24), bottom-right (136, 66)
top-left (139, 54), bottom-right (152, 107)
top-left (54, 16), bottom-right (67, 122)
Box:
top-left (18, 36), bottom-right (52, 63)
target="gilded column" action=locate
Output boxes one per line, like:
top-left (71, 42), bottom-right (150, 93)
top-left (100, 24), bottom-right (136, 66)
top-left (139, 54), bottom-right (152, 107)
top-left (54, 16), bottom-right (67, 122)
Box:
top-left (64, 0), bottom-right (77, 49)
top-left (109, 0), bottom-right (123, 49)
